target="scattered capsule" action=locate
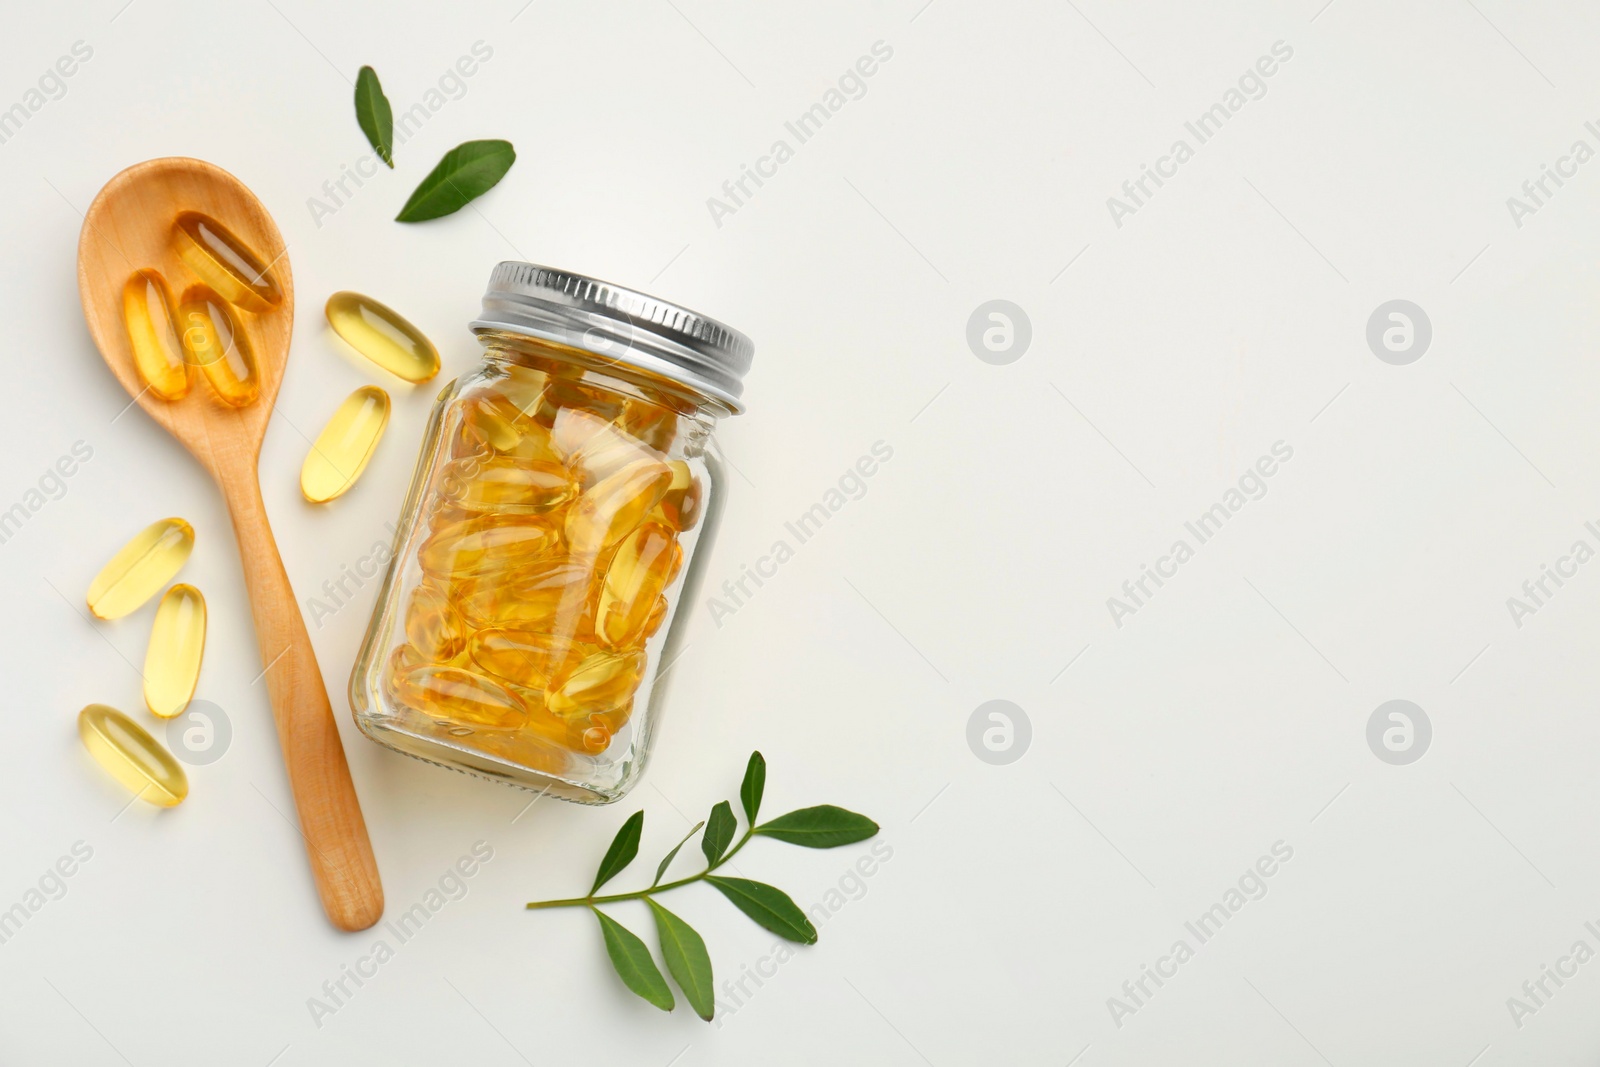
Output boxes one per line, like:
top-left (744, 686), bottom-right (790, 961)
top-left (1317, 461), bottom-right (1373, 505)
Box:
top-left (565, 461), bottom-right (673, 555)
top-left (654, 461), bottom-right (703, 532)
top-left (596, 521), bottom-right (681, 649)
top-left (469, 628), bottom-right (589, 689)
top-left (178, 285), bottom-right (259, 407)
top-left (419, 516), bottom-right (561, 579)
top-left (456, 557), bottom-right (594, 628)
top-left (77, 704), bottom-right (188, 806)
top-left (546, 649), bottom-right (646, 719)
top-left (393, 665), bottom-right (527, 728)
top-left (301, 386), bottom-right (390, 503)
top-left (87, 518), bottom-right (194, 620)
top-left (325, 291), bottom-right (440, 383)
top-left (404, 583), bottom-right (466, 661)
top-left (439, 456), bottom-right (575, 515)
top-left (121, 270), bottom-right (188, 400)
top-left (143, 584), bottom-right (206, 718)
top-left (172, 211), bottom-right (282, 312)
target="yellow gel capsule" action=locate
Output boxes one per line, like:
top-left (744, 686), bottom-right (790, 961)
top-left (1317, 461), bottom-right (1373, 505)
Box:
top-left (440, 456), bottom-right (575, 515)
top-left (620, 399), bottom-right (678, 452)
top-left (654, 461), bottom-right (703, 532)
top-left (546, 649), bottom-right (646, 718)
top-left (383, 644), bottom-right (424, 701)
top-left (121, 270), bottom-right (188, 401)
top-left (143, 584), bottom-right (206, 718)
top-left (596, 521), bottom-right (681, 649)
top-left (178, 285), bottom-right (259, 407)
top-left (77, 704), bottom-right (189, 806)
top-left (565, 461), bottom-right (673, 555)
top-left (87, 518), bottom-right (195, 620)
top-left (552, 409), bottom-right (659, 488)
top-left (325, 291), bottom-right (440, 383)
top-left (642, 596), bottom-right (668, 639)
top-left (419, 516), bottom-right (561, 579)
top-left (469, 628), bottom-right (588, 689)
top-left (456, 558), bottom-right (594, 628)
top-left (394, 665), bottom-right (527, 728)
top-left (172, 211), bottom-right (282, 312)
top-left (301, 386), bottom-right (391, 503)
top-left (404, 583), bottom-right (466, 661)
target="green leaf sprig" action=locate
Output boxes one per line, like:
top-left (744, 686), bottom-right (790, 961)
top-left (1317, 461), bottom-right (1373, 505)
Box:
top-left (350, 65), bottom-right (516, 220)
top-left (526, 752), bottom-right (879, 1020)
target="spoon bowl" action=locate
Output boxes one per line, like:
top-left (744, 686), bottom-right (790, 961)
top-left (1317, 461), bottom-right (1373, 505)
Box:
top-left (77, 157), bottom-right (383, 932)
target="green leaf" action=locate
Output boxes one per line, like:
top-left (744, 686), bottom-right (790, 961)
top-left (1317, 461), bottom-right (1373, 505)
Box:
top-left (647, 900), bottom-right (715, 1020)
top-left (740, 751), bottom-right (766, 824)
top-left (707, 876), bottom-right (817, 944)
top-left (353, 66), bottom-right (394, 168)
top-left (653, 820), bottom-right (705, 886)
top-left (702, 801), bottom-right (736, 865)
top-left (395, 139), bottom-right (516, 222)
top-left (756, 805), bottom-right (879, 848)
top-left (591, 810), bottom-right (644, 895)
top-left (593, 909), bottom-right (674, 1011)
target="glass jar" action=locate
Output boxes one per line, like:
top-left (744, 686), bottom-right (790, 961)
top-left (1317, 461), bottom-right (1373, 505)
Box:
top-left (350, 263), bottom-right (752, 804)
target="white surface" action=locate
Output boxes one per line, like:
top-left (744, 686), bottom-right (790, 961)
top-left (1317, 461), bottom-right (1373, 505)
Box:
top-left (1, 0), bottom-right (1597, 1063)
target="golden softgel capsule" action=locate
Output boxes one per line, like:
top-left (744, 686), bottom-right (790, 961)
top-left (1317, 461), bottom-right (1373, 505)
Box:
top-left (546, 649), bottom-right (646, 719)
top-left (172, 212), bottom-right (282, 312)
top-left (144, 584), bottom-right (206, 719)
top-left (405, 584), bottom-right (467, 661)
top-left (326, 291), bottom-right (440, 383)
top-left (419, 516), bottom-right (561, 578)
top-left (439, 456), bottom-right (575, 515)
top-left (178, 286), bottom-right (260, 407)
top-left (87, 517), bottom-right (194, 620)
top-left (596, 521), bottom-right (681, 649)
top-left (121, 270), bottom-right (188, 400)
top-left (565, 461), bottom-right (673, 555)
top-left (393, 665), bottom-right (527, 728)
top-left (77, 704), bottom-right (189, 807)
top-left (301, 386), bottom-right (390, 503)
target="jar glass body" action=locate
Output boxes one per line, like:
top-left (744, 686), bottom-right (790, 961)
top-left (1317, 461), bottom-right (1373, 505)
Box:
top-left (350, 331), bottom-right (724, 803)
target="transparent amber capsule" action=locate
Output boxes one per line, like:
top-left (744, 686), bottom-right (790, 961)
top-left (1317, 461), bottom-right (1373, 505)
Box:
top-left (620, 399), bottom-right (678, 452)
top-left (565, 461), bottom-right (673, 555)
top-left (301, 386), bottom-right (390, 503)
top-left (87, 518), bottom-right (195, 620)
top-left (552, 408), bottom-right (658, 488)
top-left (469, 628), bottom-right (588, 689)
top-left (178, 285), bottom-right (259, 407)
top-left (596, 521), bottom-right (681, 649)
top-left (405, 584), bottom-right (466, 660)
top-left (642, 596), bottom-right (668, 639)
top-left (121, 270), bottom-right (188, 400)
top-left (172, 211), bottom-right (283, 312)
top-left (456, 557), bottom-right (594, 628)
top-left (383, 644), bottom-right (424, 701)
top-left (439, 456), bottom-right (575, 515)
top-left (419, 516), bottom-right (561, 579)
top-left (460, 393), bottom-right (531, 452)
top-left (77, 704), bottom-right (189, 807)
top-left (393, 665), bottom-right (527, 728)
top-left (143, 584), bottom-right (206, 719)
top-left (654, 461), bottom-right (703, 531)
top-left (325, 291), bottom-right (440, 383)
top-left (546, 649), bottom-right (646, 718)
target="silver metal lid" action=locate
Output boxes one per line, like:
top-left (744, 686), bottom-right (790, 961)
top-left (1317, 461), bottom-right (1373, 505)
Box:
top-left (470, 262), bottom-right (754, 413)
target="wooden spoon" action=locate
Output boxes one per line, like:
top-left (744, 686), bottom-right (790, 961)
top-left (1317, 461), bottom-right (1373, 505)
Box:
top-left (75, 157), bottom-right (384, 932)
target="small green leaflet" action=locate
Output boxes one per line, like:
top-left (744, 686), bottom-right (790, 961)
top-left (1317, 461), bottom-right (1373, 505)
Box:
top-left (757, 805), bottom-right (879, 848)
top-left (648, 900), bottom-right (715, 1020)
top-left (653, 821), bottom-right (705, 886)
top-left (395, 139), bottom-right (516, 222)
top-left (594, 909), bottom-right (674, 1011)
top-left (353, 66), bottom-right (394, 168)
top-left (592, 810), bottom-right (644, 894)
top-left (707, 876), bottom-right (818, 944)
top-left (740, 751), bottom-right (766, 824)
top-left (702, 801), bottom-right (736, 865)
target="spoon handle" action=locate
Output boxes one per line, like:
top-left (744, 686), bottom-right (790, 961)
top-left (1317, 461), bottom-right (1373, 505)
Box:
top-left (221, 473), bottom-right (384, 932)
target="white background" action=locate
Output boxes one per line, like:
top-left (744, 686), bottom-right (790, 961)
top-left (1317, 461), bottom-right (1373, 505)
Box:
top-left (1, 0), bottom-right (1598, 1063)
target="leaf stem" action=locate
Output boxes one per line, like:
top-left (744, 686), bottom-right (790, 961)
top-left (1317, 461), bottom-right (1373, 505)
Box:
top-left (527, 827), bottom-right (759, 910)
